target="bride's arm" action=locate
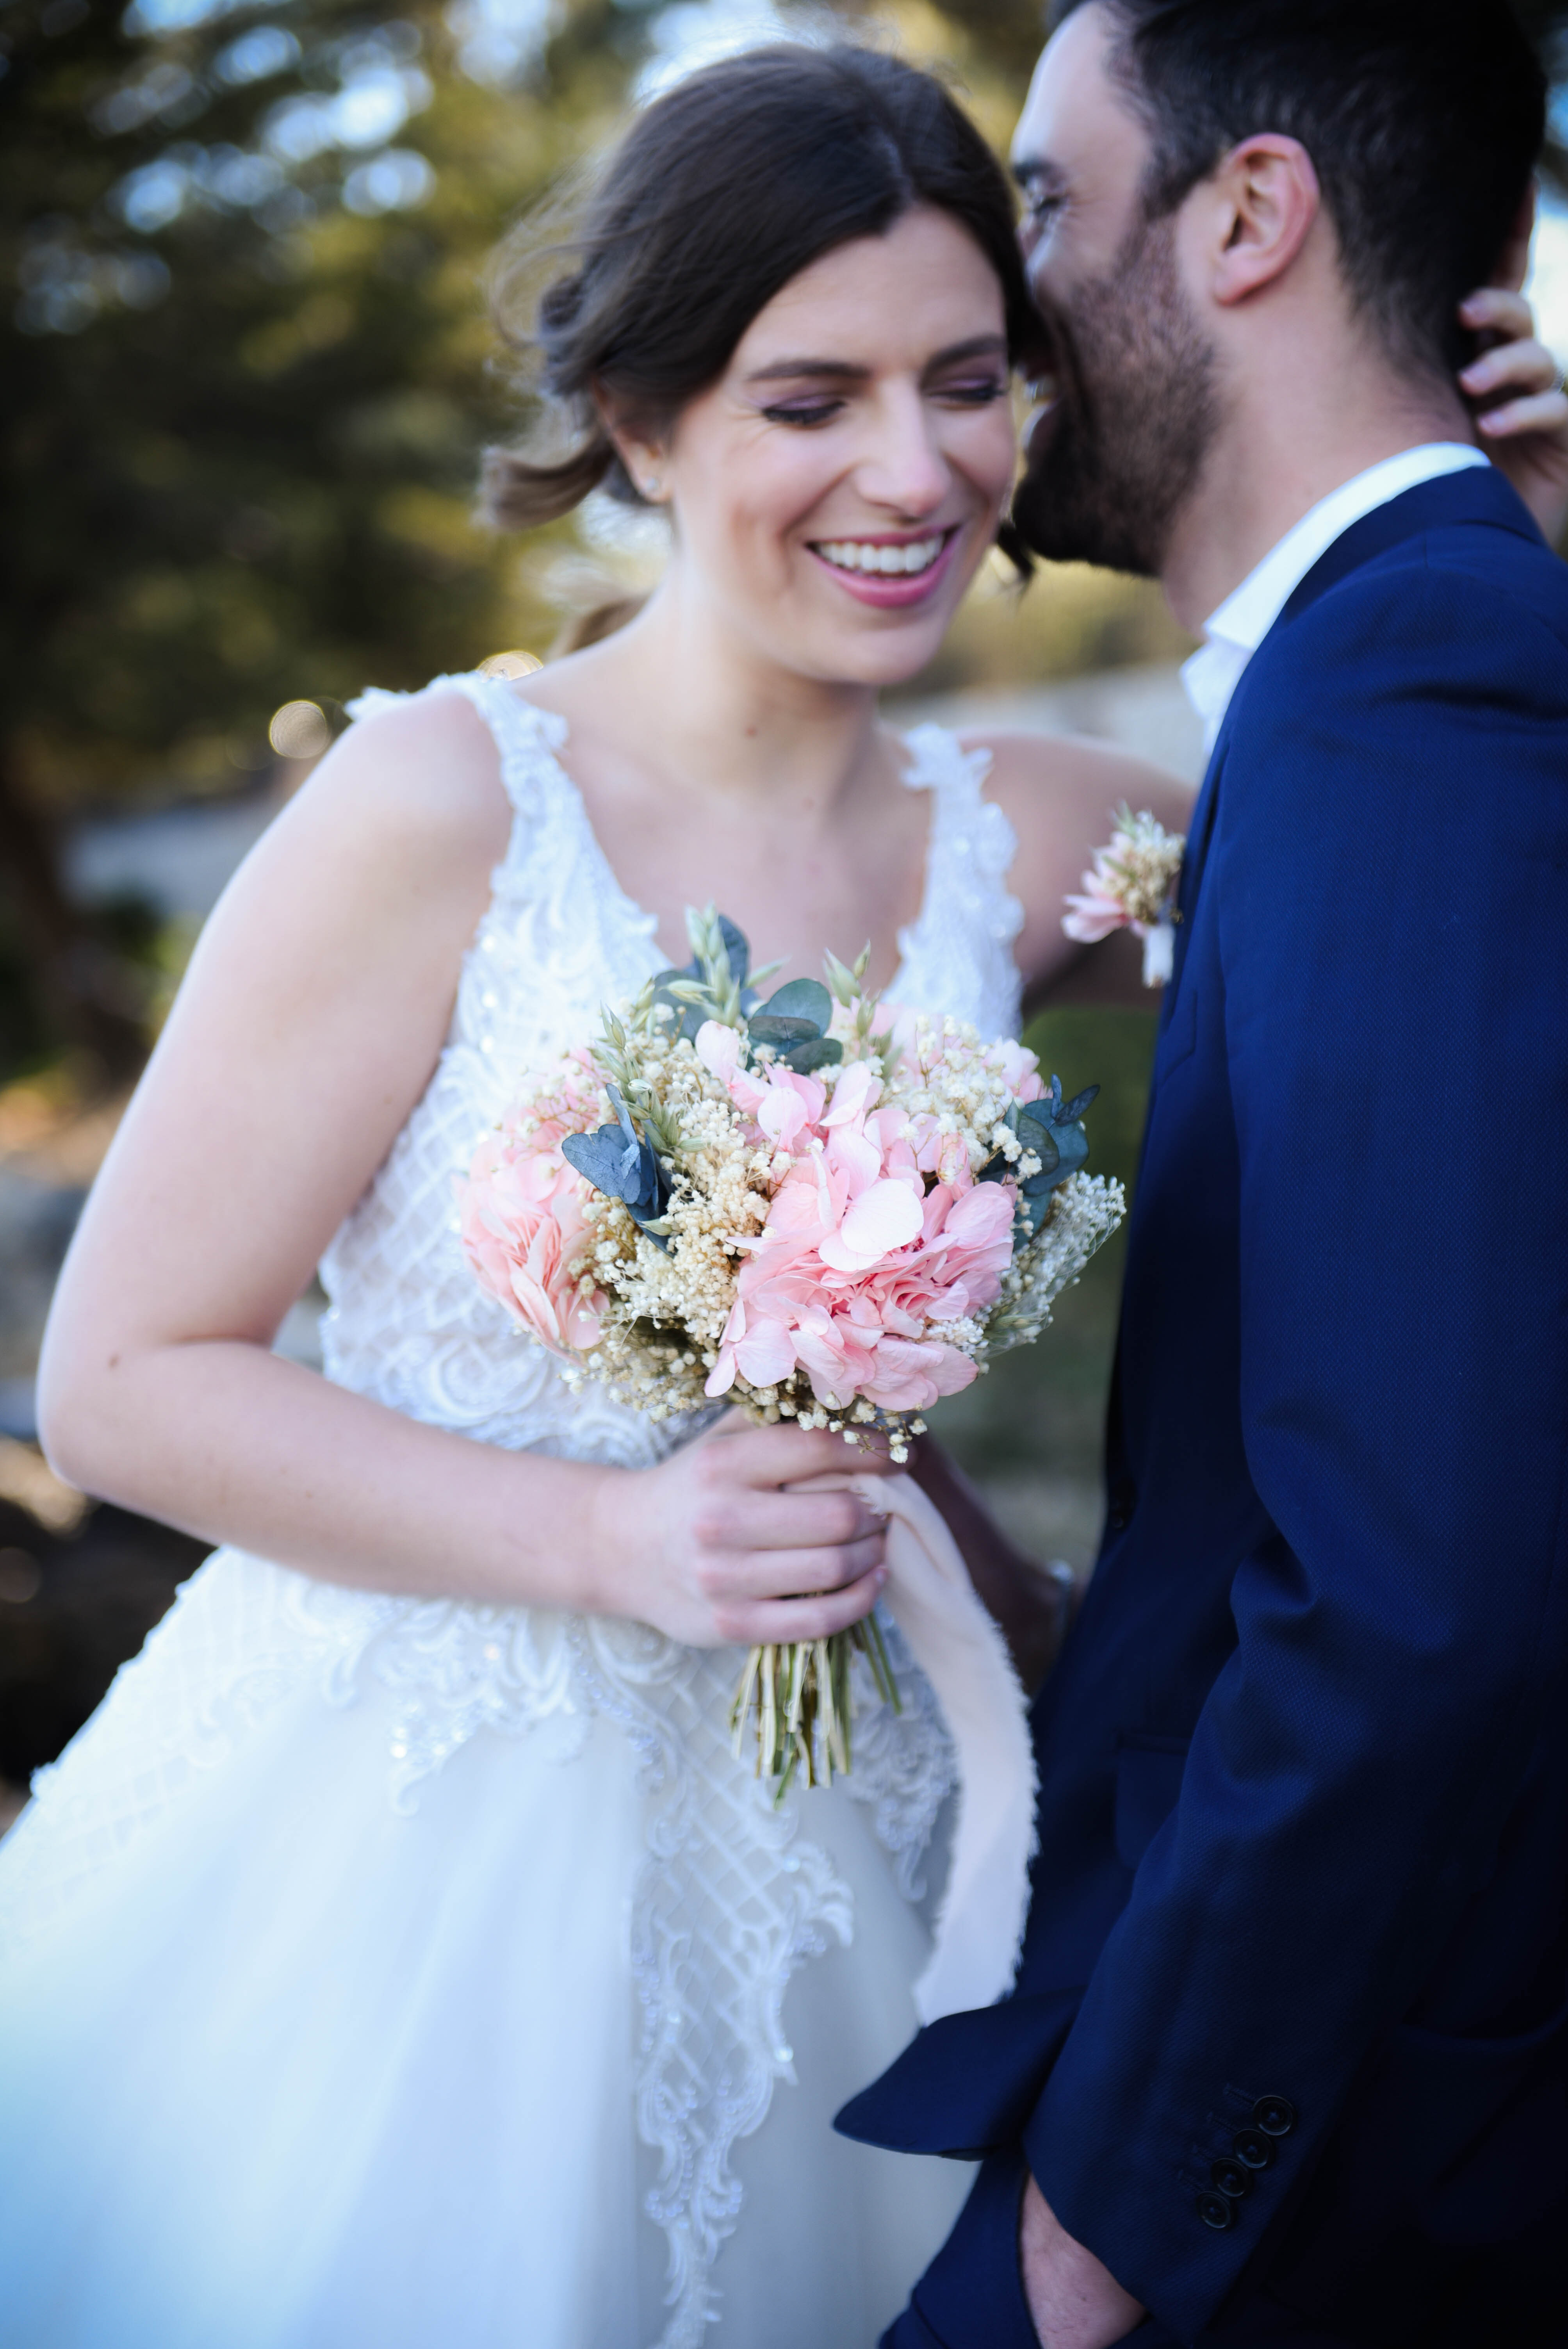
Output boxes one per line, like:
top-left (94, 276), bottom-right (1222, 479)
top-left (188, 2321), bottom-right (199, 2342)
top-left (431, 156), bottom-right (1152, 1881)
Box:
top-left (36, 693), bottom-right (889, 1648)
top-left (969, 731), bottom-right (1196, 1011)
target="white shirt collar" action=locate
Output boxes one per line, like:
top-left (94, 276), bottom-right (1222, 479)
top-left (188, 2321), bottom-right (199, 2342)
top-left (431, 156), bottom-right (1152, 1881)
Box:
top-left (1180, 442), bottom-right (1490, 754)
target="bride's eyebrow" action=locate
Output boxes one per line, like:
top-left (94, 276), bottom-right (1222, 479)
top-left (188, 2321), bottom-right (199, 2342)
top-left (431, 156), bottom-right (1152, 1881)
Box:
top-left (744, 335), bottom-right (1008, 386)
top-left (921, 333), bottom-right (1009, 374)
top-left (744, 357), bottom-right (871, 384)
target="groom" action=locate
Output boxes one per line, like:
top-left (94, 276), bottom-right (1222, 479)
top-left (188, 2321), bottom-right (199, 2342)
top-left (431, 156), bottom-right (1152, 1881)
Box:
top-left (839, 4), bottom-right (1568, 2344)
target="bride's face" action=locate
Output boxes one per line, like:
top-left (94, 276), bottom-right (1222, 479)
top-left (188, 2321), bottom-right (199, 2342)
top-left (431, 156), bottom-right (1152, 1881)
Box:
top-left (635, 207), bottom-right (1017, 687)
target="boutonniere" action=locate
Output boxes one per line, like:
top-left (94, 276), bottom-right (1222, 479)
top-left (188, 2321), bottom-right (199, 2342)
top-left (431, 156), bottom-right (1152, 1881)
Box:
top-left (1063, 806), bottom-right (1187, 987)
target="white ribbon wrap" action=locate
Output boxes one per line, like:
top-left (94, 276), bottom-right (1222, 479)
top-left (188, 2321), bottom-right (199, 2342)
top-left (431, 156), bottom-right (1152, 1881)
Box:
top-left (846, 1470), bottom-right (1038, 2024)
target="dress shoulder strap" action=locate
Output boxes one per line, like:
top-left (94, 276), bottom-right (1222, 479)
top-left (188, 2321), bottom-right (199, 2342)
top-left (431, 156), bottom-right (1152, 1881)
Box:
top-left (346, 673), bottom-right (573, 827)
top-left (898, 718), bottom-right (995, 804)
top-left (893, 721), bottom-right (1024, 1036)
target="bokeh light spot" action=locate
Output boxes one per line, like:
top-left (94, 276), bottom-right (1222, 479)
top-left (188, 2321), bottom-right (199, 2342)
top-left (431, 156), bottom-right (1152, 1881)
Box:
top-left (268, 699), bottom-right (332, 758)
top-left (478, 650), bottom-right (542, 679)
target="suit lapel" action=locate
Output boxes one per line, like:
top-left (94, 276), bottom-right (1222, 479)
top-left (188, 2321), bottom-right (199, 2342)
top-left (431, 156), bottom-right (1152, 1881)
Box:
top-left (1162, 465), bottom-right (1545, 1007)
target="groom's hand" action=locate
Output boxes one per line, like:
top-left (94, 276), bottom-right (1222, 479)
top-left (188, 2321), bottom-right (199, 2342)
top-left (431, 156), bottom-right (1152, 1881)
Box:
top-left (1460, 285), bottom-right (1568, 545)
top-left (1020, 2175), bottom-right (1145, 2349)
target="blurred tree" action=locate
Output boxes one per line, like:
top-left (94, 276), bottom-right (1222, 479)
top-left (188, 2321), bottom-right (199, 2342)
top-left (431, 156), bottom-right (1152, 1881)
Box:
top-left (0, 0), bottom-right (644, 1074)
top-left (4, 0), bottom-right (1564, 1080)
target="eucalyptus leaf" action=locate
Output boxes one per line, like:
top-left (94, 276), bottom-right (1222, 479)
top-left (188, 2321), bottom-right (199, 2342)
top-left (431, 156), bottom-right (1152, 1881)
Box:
top-left (715, 914), bottom-right (750, 987)
top-left (1019, 1187), bottom-right (1056, 1239)
top-left (1059, 1084), bottom-right (1100, 1124)
top-left (1049, 1122), bottom-right (1090, 1183)
top-left (562, 1126), bottom-right (641, 1200)
top-left (748, 1014), bottom-right (820, 1047)
top-left (783, 1036), bottom-right (843, 1074)
top-left (1015, 1108), bottom-right (1059, 1168)
top-left (681, 912), bottom-right (750, 988)
top-left (759, 977), bottom-right (832, 1032)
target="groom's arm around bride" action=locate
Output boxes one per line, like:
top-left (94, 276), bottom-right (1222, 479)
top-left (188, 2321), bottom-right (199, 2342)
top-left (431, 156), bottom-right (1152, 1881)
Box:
top-left (841, 5), bottom-right (1568, 2344)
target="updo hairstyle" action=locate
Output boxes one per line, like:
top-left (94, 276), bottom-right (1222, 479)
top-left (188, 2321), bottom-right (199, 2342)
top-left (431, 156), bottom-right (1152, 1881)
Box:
top-left (483, 43), bottom-right (1044, 560)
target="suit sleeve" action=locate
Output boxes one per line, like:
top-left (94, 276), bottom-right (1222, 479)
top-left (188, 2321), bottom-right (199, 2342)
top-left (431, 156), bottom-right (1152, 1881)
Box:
top-left (1021, 566), bottom-right (1568, 2335)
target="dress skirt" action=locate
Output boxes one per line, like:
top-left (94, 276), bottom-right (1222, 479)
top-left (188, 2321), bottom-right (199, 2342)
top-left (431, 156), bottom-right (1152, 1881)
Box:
top-left (0, 1546), bottom-right (971, 2349)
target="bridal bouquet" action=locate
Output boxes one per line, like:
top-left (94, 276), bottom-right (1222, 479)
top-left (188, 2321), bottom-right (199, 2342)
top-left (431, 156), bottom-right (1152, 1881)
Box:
top-left (459, 908), bottom-right (1123, 1790)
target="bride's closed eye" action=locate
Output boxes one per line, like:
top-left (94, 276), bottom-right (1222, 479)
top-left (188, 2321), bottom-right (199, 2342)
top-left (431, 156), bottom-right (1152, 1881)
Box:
top-left (760, 396), bottom-right (848, 428)
top-left (932, 374), bottom-right (1009, 408)
top-left (760, 378), bottom-right (1007, 429)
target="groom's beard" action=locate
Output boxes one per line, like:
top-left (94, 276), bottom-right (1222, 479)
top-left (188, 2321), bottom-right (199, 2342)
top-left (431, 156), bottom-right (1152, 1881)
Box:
top-left (1011, 214), bottom-right (1221, 578)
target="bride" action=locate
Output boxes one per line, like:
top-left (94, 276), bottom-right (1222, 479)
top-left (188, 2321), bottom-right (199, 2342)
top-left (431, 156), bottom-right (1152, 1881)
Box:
top-left (1, 39), bottom-right (1561, 2349)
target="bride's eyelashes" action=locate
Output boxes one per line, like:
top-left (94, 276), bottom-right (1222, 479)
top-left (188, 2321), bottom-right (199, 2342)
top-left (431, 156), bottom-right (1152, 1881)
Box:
top-left (758, 377), bottom-right (1009, 429)
top-left (760, 397), bottom-right (848, 428)
top-left (936, 376), bottom-right (1011, 407)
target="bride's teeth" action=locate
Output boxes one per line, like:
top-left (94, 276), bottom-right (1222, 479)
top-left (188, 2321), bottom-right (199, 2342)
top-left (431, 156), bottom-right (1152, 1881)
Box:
top-left (817, 535), bottom-right (946, 576)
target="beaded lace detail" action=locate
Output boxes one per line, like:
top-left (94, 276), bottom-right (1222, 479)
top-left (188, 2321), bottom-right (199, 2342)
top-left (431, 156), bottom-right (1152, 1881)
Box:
top-left (8, 675), bottom-right (1023, 2348)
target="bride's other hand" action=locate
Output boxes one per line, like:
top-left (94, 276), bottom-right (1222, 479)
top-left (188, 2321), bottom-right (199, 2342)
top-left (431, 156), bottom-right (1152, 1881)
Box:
top-left (593, 1419), bottom-right (892, 1649)
top-left (1459, 285), bottom-right (1568, 544)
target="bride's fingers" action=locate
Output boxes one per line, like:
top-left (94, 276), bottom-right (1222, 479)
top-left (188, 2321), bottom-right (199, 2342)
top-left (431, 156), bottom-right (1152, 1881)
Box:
top-left (713, 1567), bottom-right (887, 1648)
top-left (1461, 333), bottom-right (1561, 401)
top-left (1476, 387), bottom-right (1568, 440)
top-left (716, 1532), bottom-right (887, 1603)
top-left (717, 1485), bottom-right (889, 1554)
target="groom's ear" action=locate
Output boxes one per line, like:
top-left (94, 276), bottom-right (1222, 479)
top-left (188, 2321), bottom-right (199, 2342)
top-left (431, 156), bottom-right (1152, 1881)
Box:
top-left (1199, 134), bottom-right (1321, 310)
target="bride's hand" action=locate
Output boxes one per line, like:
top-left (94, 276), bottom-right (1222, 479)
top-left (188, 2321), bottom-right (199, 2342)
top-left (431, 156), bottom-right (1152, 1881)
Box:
top-left (588, 1417), bottom-right (893, 1648)
top-left (1459, 285), bottom-right (1568, 544)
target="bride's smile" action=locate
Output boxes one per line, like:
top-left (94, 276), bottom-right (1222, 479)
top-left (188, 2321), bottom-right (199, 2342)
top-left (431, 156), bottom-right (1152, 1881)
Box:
top-left (613, 206), bottom-right (1019, 687)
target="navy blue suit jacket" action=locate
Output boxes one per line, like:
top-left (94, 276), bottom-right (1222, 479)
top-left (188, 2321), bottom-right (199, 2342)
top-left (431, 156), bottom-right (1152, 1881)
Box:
top-left (839, 469), bottom-right (1568, 2345)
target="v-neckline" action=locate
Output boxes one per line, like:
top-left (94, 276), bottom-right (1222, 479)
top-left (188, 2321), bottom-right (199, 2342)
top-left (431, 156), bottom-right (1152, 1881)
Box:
top-left (503, 690), bottom-right (944, 1001)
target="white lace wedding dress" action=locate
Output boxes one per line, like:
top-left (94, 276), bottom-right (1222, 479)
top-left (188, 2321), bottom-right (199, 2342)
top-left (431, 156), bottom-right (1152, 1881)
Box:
top-left (0, 675), bottom-right (1026, 2349)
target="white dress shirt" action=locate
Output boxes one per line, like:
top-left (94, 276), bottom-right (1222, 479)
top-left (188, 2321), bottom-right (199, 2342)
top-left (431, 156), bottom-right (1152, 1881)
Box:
top-left (1180, 442), bottom-right (1490, 754)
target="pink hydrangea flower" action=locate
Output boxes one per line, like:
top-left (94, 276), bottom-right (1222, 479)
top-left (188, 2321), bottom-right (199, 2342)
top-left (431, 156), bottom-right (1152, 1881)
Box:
top-left (704, 1060), bottom-right (1019, 1414)
top-left (459, 1070), bottom-right (606, 1355)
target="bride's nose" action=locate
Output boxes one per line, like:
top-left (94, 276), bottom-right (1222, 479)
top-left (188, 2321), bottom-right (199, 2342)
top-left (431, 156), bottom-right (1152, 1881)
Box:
top-left (854, 387), bottom-right (950, 517)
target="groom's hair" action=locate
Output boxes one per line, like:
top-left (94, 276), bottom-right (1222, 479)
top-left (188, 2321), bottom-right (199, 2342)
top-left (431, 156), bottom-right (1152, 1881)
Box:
top-left (1053, 0), bottom-right (1545, 378)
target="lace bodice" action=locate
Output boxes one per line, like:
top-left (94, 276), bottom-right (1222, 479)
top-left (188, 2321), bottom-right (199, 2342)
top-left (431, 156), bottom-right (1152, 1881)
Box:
top-left (318, 682), bottom-right (1023, 1454)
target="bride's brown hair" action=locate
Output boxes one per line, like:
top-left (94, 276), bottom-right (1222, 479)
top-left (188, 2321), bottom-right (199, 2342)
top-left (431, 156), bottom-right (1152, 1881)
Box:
top-left (484, 43), bottom-right (1044, 568)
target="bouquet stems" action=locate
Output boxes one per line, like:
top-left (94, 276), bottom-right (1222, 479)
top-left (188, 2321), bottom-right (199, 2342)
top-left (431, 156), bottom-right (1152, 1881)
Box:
top-left (729, 1612), bottom-right (901, 1797)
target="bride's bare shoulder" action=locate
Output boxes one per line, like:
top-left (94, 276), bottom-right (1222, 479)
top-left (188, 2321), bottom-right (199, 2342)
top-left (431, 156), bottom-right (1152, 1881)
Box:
top-left (257, 686), bottom-right (514, 921)
top-left (963, 728), bottom-right (1195, 859)
top-left (954, 727), bottom-right (1197, 993)
top-left (301, 685), bottom-right (515, 866)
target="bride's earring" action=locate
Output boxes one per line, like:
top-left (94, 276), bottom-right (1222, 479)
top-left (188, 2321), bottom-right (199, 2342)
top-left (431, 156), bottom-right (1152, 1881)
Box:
top-left (641, 474), bottom-right (665, 502)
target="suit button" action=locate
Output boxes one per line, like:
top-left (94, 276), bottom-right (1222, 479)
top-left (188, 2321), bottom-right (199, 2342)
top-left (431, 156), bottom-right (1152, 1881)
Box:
top-left (1210, 2158), bottom-right (1251, 2199)
top-left (1195, 2190), bottom-right (1236, 2231)
top-left (1106, 1477), bottom-right (1136, 1532)
top-left (1254, 2096), bottom-right (1296, 2137)
top-left (1232, 2128), bottom-right (1273, 2170)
